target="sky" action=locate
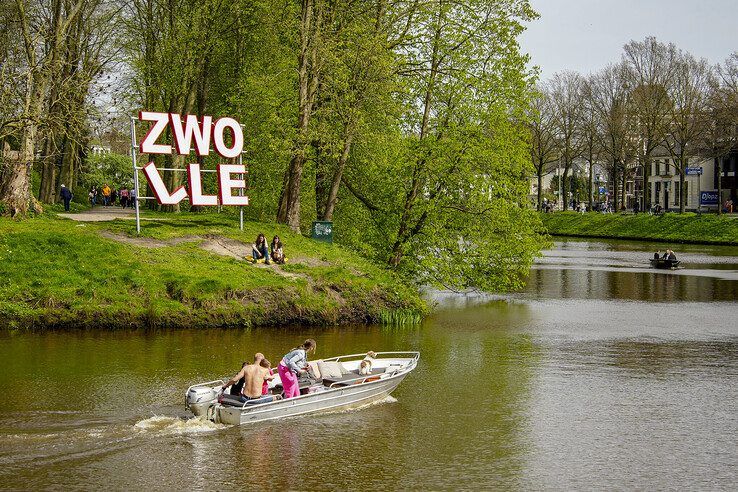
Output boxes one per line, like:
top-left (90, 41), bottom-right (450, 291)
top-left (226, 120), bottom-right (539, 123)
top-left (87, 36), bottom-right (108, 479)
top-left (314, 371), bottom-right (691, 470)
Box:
top-left (519, 0), bottom-right (737, 81)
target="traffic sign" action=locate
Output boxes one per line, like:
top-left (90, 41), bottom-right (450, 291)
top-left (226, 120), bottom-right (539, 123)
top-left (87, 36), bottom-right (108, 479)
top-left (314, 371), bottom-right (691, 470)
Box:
top-left (686, 167), bottom-right (703, 176)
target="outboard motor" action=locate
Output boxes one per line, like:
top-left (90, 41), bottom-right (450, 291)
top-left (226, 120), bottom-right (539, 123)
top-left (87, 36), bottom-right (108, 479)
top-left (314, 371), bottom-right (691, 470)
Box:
top-left (186, 386), bottom-right (219, 417)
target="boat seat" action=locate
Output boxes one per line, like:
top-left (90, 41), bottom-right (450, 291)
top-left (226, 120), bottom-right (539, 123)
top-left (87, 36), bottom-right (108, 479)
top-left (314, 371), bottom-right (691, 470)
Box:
top-left (219, 394), bottom-right (277, 407)
top-left (322, 368), bottom-right (386, 387)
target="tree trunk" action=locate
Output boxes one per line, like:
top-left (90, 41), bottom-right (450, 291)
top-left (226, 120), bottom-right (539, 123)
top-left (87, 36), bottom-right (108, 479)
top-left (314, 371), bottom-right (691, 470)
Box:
top-left (588, 160), bottom-right (594, 209)
top-left (562, 161), bottom-right (570, 211)
top-left (717, 157), bottom-right (722, 215)
top-left (620, 169), bottom-right (626, 211)
top-left (323, 132), bottom-right (353, 221)
top-left (278, 0), bottom-right (319, 231)
top-left (679, 168), bottom-right (686, 214)
top-left (39, 136), bottom-right (57, 203)
top-left (537, 170), bottom-right (543, 211)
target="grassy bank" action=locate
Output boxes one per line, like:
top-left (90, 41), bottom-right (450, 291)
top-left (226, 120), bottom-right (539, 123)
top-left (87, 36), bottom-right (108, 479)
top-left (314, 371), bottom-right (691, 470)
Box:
top-left (0, 212), bottom-right (426, 330)
top-left (540, 211), bottom-right (738, 245)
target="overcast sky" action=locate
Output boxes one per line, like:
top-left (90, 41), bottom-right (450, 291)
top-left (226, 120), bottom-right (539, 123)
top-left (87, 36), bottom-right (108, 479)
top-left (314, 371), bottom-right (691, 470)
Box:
top-left (519, 0), bottom-right (737, 80)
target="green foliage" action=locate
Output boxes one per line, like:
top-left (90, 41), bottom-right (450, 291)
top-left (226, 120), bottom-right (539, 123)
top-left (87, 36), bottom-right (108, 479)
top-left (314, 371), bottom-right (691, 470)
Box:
top-left (541, 211), bottom-right (738, 244)
top-left (80, 153), bottom-right (133, 190)
top-left (0, 214), bottom-right (425, 330)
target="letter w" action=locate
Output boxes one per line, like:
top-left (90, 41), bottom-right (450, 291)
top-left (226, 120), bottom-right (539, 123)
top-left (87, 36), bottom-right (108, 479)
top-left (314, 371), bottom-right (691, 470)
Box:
top-left (170, 114), bottom-right (212, 156)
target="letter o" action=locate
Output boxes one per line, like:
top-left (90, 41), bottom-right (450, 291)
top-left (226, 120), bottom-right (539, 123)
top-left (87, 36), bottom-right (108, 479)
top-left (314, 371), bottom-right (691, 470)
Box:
top-left (213, 117), bottom-right (244, 159)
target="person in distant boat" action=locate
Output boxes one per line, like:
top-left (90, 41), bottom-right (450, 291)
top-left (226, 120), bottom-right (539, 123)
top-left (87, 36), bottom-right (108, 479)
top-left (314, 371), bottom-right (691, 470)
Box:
top-left (278, 339), bottom-right (316, 399)
top-left (251, 233), bottom-right (270, 264)
top-left (662, 250), bottom-right (669, 259)
top-left (654, 251), bottom-right (660, 260)
top-left (667, 250), bottom-right (677, 261)
top-left (270, 235), bottom-right (285, 264)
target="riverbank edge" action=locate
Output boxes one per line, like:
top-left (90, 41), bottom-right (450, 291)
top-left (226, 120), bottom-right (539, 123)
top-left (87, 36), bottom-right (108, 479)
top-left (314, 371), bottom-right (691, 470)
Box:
top-left (0, 214), bottom-right (427, 331)
top-left (540, 212), bottom-right (738, 246)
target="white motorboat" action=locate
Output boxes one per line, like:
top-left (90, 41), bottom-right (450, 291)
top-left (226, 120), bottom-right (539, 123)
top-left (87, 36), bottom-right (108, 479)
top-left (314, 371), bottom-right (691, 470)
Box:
top-left (185, 351), bottom-right (419, 425)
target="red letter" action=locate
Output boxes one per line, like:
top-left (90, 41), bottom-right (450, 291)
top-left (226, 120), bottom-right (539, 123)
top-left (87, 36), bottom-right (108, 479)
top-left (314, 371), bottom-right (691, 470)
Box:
top-left (139, 111), bottom-right (171, 154)
top-left (142, 162), bottom-right (188, 205)
top-left (217, 164), bottom-right (249, 206)
top-left (170, 114), bottom-right (212, 156)
top-left (187, 163), bottom-right (219, 206)
top-left (213, 117), bottom-right (244, 159)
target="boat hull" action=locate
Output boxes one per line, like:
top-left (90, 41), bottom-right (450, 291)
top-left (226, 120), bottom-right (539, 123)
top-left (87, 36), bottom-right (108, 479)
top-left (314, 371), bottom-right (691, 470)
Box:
top-left (649, 258), bottom-right (680, 269)
top-left (216, 370), bottom-right (408, 425)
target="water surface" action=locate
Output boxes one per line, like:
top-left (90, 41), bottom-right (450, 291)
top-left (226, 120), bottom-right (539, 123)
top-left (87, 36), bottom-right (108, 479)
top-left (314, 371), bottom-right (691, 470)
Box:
top-left (0, 238), bottom-right (736, 489)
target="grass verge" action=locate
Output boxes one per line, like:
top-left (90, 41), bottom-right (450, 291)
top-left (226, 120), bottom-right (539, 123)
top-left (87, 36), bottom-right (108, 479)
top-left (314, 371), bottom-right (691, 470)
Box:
top-left (540, 211), bottom-right (738, 245)
top-left (0, 212), bottom-right (426, 330)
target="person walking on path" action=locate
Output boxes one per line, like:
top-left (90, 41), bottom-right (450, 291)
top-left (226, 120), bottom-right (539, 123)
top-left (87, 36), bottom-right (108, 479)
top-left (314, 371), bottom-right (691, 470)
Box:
top-left (120, 188), bottom-right (129, 208)
top-left (102, 184), bottom-right (111, 206)
top-left (88, 187), bottom-right (97, 207)
top-left (60, 184), bottom-right (73, 211)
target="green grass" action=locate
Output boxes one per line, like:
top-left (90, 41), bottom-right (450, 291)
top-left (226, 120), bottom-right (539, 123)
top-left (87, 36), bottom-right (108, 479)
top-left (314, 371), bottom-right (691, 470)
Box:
top-left (540, 211), bottom-right (738, 245)
top-left (0, 211), bottom-right (426, 330)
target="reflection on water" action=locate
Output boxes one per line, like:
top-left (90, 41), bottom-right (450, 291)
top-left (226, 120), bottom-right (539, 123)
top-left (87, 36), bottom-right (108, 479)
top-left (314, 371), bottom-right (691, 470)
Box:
top-left (0, 238), bottom-right (736, 489)
top-left (525, 237), bottom-right (738, 301)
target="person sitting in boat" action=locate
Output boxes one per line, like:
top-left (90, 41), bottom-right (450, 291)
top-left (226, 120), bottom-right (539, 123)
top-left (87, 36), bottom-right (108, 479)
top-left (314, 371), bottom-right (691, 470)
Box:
top-left (662, 250), bottom-right (669, 259)
top-left (251, 233), bottom-right (270, 264)
top-left (654, 251), bottom-right (660, 260)
top-left (253, 352), bottom-right (273, 395)
top-left (270, 235), bottom-right (285, 264)
top-left (667, 250), bottom-right (677, 261)
top-left (278, 339), bottom-right (316, 399)
top-left (222, 361), bottom-right (249, 396)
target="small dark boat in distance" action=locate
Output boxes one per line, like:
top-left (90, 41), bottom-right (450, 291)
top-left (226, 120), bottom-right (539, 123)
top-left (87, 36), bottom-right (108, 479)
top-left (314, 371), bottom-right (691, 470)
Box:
top-left (649, 258), bottom-right (681, 269)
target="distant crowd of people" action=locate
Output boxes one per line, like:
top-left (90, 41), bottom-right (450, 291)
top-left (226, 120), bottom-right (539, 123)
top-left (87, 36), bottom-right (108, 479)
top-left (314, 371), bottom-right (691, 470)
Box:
top-left (88, 184), bottom-right (135, 209)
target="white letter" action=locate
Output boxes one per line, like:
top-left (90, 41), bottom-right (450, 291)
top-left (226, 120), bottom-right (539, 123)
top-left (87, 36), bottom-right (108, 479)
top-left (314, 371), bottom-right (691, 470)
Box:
top-left (170, 114), bottom-right (212, 156)
top-left (142, 162), bottom-right (188, 205)
top-left (187, 163), bottom-right (219, 206)
top-left (138, 111), bottom-right (171, 154)
top-left (217, 164), bottom-right (249, 206)
top-left (213, 117), bottom-right (243, 158)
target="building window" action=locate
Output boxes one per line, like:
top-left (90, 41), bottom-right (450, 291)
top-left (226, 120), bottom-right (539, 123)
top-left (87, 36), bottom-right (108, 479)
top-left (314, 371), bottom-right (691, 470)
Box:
top-left (655, 160), bottom-right (660, 176)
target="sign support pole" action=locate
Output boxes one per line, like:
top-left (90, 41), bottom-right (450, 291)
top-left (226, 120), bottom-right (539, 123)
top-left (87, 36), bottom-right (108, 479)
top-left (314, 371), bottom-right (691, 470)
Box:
top-left (238, 153), bottom-right (244, 231)
top-left (129, 116), bottom-right (141, 234)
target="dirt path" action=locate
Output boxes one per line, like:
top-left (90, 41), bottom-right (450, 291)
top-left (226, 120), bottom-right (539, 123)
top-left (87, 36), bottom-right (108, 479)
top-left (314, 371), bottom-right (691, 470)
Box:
top-left (58, 206), bottom-right (140, 222)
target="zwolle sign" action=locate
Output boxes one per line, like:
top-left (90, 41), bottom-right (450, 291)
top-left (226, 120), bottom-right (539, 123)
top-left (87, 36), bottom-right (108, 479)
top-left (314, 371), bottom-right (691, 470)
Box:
top-left (138, 111), bottom-right (248, 206)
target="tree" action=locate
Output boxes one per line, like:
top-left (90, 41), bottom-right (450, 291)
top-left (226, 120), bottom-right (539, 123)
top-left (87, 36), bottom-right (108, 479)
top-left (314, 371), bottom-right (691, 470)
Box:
top-left (0, 0), bottom-right (89, 216)
top-left (663, 51), bottom-right (711, 213)
top-left (547, 71), bottom-right (585, 210)
top-left (588, 63), bottom-right (637, 211)
top-left (622, 37), bottom-right (677, 211)
top-left (528, 88), bottom-right (558, 210)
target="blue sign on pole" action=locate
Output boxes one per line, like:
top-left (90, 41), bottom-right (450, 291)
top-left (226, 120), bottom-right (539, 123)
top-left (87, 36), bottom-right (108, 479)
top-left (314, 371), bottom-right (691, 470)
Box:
top-left (686, 167), bottom-right (703, 176)
top-left (700, 190), bottom-right (718, 205)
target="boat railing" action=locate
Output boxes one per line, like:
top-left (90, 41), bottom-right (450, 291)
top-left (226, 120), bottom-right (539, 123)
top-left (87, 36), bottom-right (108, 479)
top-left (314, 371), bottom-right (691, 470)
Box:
top-left (323, 351), bottom-right (420, 364)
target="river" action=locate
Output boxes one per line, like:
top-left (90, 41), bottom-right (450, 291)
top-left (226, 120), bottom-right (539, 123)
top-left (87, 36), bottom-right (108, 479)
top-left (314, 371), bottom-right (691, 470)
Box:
top-left (1, 238), bottom-right (736, 490)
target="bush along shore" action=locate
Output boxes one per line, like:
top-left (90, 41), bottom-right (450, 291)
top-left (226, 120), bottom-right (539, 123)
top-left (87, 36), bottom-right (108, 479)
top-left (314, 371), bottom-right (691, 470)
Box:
top-left (0, 213), bottom-right (426, 331)
top-left (540, 211), bottom-right (738, 245)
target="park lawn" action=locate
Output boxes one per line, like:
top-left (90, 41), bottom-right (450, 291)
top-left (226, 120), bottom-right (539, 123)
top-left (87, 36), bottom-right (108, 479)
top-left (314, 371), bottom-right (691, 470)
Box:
top-left (540, 211), bottom-right (738, 245)
top-left (0, 213), bottom-right (426, 330)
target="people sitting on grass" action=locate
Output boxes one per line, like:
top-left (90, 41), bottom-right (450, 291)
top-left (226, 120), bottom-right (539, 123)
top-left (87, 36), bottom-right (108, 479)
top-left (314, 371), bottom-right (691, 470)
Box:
top-left (270, 235), bottom-right (285, 264)
top-left (252, 233), bottom-right (270, 264)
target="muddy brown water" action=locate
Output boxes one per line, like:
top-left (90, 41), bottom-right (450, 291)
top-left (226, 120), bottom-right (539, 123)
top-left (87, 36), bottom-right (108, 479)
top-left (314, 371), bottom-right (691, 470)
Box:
top-left (0, 237), bottom-right (736, 490)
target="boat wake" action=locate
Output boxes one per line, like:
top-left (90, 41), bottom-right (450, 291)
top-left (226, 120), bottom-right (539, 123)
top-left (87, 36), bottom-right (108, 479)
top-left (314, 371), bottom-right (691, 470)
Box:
top-left (134, 415), bottom-right (227, 434)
